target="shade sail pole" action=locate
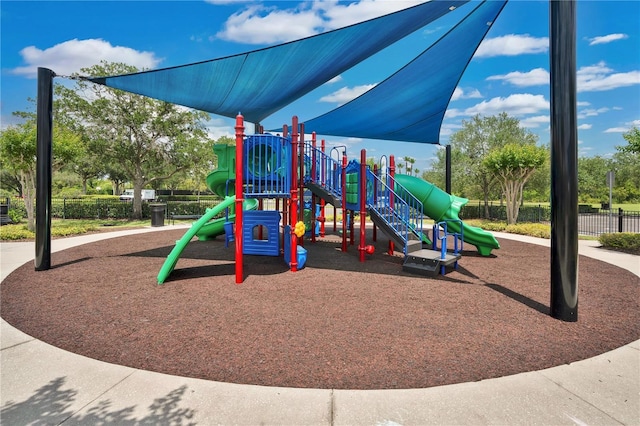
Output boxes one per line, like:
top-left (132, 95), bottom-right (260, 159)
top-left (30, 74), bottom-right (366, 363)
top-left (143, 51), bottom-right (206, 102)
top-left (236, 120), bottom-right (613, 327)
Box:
top-left (549, 0), bottom-right (578, 321)
top-left (35, 67), bottom-right (55, 271)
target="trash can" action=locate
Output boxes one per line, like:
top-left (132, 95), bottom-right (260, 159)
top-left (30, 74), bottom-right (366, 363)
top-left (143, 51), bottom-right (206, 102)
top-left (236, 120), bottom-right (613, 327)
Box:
top-left (601, 202), bottom-right (610, 210)
top-left (150, 203), bottom-right (166, 227)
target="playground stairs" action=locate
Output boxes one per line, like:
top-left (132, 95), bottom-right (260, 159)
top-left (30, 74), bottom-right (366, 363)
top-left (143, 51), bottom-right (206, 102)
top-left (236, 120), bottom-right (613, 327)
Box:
top-left (306, 182), bottom-right (341, 207)
top-left (402, 247), bottom-right (461, 277)
top-left (369, 208), bottom-right (460, 277)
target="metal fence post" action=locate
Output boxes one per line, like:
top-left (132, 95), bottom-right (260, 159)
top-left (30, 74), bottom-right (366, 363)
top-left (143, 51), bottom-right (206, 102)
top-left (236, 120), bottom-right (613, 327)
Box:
top-left (618, 208), bottom-right (623, 233)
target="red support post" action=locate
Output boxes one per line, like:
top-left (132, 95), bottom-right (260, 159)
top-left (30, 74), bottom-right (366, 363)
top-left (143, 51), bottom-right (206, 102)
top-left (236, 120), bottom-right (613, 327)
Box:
top-left (298, 123), bottom-right (305, 247)
top-left (372, 164), bottom-right (378, 242)
top-left (311, 132), bottom-right (317, 243)
top-left (341, 153), bottom-right (347, 252)
top-left (388, 155), bottom-right (395, 256)
top-left (282, 124), bottom-right (288, 225)
top-left (235, 114), bottom-right (245, 284)
top-left (359, 149), bottom-right (367, 262)
top-left (290, 117), bottom-right (299, 271)
top-left (320, 139), bottom-right (326, 238)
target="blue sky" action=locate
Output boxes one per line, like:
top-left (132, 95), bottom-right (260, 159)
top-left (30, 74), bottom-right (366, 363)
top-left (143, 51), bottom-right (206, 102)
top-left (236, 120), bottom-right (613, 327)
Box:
top-left (1, 0), bottom-right (639, 174)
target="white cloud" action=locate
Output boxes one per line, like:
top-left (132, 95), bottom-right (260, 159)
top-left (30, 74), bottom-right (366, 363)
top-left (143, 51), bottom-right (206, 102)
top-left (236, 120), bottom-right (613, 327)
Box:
top-left (205, 117), bottom-right (234, 140)
top-left (577, 61), bottom-right (640, 92)
top-left (451, 87), bottom-right (482, 101)
top-left (578, 107), bottom-right (609, 119)
top-left (439, 122), bottom-right (463, 136)
top-left (327, 75), bottom-right (343, 84)
top-left (319, 84), bottom-right (377, 104)
top-left (319, 1), bottom-right (424, 31)
top-left (578, 123), bottom-right (592, 130)
top-left (604, 127), bottom-right (629, 133)
top-left (588, 33), bottom-right (628, 46)
top-left (486, 68), bottom-right (549, 87)
top-left (11, 39), bottom-right (162, 78)
top-left (215, 1), bottom-right (424, 44)
top-left (444, 108), bottom-right (463, 119)
top-left (475, 34), bottom-right (548, 58)
top-left (519, 115), bottom-right (549, 128)
top-left (216, 5), bottom-right (323, 44)
top-left (604, 119), bottom-right (640, 134)
top-left (577, 101), bottom-right (591, 107)
top-left (464, 93), bottom-right (549, 116)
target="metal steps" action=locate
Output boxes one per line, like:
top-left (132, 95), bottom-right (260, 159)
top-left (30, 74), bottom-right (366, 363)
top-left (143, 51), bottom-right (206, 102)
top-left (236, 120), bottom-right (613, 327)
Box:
top-left (306, 182), bottom-right (341, 207)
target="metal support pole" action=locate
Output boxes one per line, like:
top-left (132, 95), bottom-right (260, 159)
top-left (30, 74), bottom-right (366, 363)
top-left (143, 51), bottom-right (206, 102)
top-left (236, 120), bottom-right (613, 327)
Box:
top-left (35, 67), bottom-right (55, 271)
top-left (549, 0), bottom-right (578, 321)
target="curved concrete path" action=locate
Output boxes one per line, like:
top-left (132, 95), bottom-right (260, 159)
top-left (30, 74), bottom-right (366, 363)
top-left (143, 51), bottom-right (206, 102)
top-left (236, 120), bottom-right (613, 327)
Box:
top-left (1, 228), bottom-right (638, 425)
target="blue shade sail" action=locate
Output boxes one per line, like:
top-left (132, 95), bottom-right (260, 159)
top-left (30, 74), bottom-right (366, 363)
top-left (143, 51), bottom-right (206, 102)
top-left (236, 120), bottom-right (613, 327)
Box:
top-left (301, 0), bottom-right (507, 144)
top-left (89, 0), bottom-right (468, 123)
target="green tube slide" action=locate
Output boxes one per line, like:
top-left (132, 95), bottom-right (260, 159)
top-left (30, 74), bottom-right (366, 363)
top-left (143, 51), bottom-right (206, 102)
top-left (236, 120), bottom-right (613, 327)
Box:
top-left (394, 174), bottom-right (500, 256)
top-left (157, 196), bottom-right (236, 284)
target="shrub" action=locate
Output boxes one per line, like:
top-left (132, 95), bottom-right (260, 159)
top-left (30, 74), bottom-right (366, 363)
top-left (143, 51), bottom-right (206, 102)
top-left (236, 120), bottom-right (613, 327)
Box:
top-left (0, 224), bottom-right (33, 240)
top-left (51, 224), bottom-right (98, 237)
top-left (464, 220), bottom-right (551, 239)
top-left (598, 233), bottom-right (640, 255)
top-left (7, 208), bottom-right (23, 224)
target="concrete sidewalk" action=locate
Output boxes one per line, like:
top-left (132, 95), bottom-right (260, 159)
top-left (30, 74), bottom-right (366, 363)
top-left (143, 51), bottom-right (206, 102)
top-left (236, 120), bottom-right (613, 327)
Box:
top-left (1, 228), bottom-right (638, 425)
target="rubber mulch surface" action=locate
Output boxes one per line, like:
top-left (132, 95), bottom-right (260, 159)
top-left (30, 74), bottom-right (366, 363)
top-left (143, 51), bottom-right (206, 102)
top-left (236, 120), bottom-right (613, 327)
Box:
top-left (1, 229), bottom-right (638, 390)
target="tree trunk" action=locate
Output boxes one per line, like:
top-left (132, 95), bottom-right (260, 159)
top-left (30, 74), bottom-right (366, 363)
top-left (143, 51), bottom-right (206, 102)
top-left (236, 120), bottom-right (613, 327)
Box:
top-left (21, 171), bottom-right (36, 232)
top-left (133, 177), bottom-right (144, 219)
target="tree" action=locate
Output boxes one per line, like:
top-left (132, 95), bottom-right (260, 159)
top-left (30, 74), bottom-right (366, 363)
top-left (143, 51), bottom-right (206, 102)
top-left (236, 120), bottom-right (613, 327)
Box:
top-left (483, 143), bottom-right (547, 225)
top-left (577, 156), bottom-right (610, 203)
top-left (403, 156), bottom-right (416, 176)
top-left (445, 113), bottom-right (538, 217)
top-left (618, 126), bottom-right (640, 154)
top-left (612, 127), bottom-right (640, 203)
top-left (0, 112), bottom-right (82, 230)
top-left (55, 61), bottom-right (213, 218)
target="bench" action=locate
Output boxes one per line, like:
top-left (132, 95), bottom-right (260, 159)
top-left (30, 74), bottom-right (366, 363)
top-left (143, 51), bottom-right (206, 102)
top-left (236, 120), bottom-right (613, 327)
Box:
top-left (169, 214), bottom-right (202, 225)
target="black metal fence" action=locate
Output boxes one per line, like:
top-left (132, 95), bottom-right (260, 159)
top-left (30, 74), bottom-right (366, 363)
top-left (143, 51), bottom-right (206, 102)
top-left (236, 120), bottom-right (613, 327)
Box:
top-left (4, 197), bottom-right (640, 236)
top-left (5, 198), bottom-right (224, 220)
top-left (459, 201), bottom-right (640, 236)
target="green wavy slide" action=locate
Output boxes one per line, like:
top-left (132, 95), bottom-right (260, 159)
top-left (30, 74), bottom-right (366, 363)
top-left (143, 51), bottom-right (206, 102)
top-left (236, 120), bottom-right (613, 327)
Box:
top-left (394, 174), bottom-right (500, 256)
top-left (157, 196), bottom-right (236, 284)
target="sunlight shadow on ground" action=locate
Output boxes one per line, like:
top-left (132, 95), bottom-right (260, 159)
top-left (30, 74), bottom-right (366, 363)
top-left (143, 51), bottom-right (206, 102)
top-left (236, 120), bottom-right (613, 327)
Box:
top-left (0, 377), bottom-right (196, 425)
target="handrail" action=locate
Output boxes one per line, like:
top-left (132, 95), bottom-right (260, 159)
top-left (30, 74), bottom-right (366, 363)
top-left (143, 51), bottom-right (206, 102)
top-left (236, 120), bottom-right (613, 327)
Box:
top-left (304, 142), bottom-right (342, 197)
top-left (433, 219), bottom-right (464, 259)
top-left (367, 169), bottom-right (425, 254)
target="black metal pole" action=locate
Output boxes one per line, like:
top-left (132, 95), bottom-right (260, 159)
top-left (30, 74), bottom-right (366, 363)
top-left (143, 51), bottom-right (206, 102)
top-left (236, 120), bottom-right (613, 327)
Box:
top-left (549, 1), bottom-right (578, 321)
top-left (35, 67), bottom-right (55, 271)
top-left (445, 144), bottom-right (452, 194)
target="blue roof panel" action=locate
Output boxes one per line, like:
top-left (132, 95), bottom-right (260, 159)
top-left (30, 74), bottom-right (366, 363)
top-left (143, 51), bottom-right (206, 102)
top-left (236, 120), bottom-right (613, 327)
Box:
top-left (301, 0), bottom-right (508, 144)
top-left (89, 0), bottom-right (469, 123)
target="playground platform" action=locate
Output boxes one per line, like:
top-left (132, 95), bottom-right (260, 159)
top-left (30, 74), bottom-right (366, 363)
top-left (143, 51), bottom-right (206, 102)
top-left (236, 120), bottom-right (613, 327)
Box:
top-left (1, 227), bottom-right (638, 425)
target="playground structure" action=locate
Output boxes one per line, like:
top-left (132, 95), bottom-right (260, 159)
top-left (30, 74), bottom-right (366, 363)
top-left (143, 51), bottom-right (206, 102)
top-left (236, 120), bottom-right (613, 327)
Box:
top-left (157, 114), bottom-right (499, 284)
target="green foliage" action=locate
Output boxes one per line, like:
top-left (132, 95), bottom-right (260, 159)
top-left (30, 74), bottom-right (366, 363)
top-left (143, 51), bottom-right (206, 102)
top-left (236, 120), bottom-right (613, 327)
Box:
top-left (7, 208), bottom-right (23, 224)
top-left (460, 202), bottom-right (550, 222)
top-left (617, 127), bottom-right (640, 155)
top-left (463, 219), bottom-right (551, 239)
top-left (483, 143), bottom-right (547, 225)
top-left (54, 61), bottom-right (214, 219)
top-left (598, 232), bottom-right (640, 254)
top-left (0, 224), bottom-right (32, 240)
top-left (439, 113), bottom-right (539, 217)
